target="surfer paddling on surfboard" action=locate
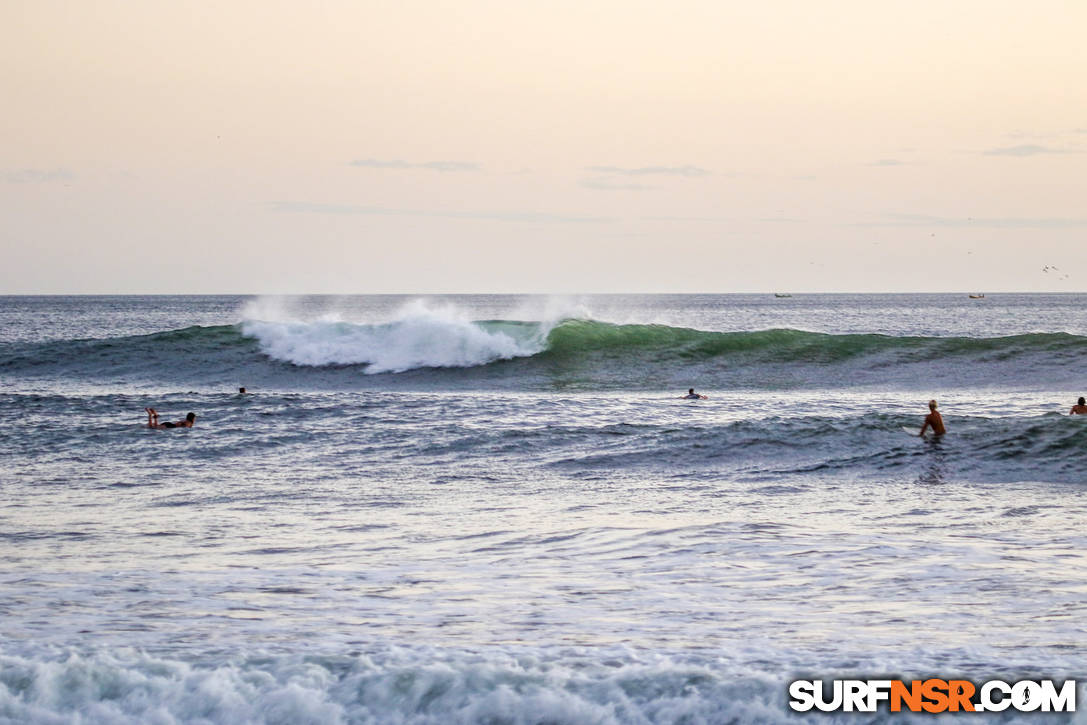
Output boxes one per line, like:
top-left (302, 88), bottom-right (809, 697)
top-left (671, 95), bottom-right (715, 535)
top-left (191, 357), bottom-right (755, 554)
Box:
top-left (681, 388), bottom-right (707, 400)
top-left (917, 399), bottom-right (945, 437)
top-left (146, 408), bottom-right (196, 429)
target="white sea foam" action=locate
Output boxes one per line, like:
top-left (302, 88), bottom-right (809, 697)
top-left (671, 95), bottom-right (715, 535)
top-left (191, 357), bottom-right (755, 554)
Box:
top-left (12, 645), bottom-right (1064, 724)
top-left (0, 648), bottom-right (803, 725)
top-left (240, 299), bottom-right (556, 372)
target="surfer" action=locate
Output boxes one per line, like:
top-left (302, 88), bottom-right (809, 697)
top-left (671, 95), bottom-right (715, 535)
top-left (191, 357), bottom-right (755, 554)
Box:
top-left (1070, 397), bottom-right (1087, 415)
top-left (146, 408), bottom-right (196, 429)
top-left (918, 399), bottom-right (945, 436)
top-left (681, 388), bottom-right (707, 400)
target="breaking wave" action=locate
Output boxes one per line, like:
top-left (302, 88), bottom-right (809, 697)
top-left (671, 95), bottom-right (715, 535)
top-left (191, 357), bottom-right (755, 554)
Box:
top-left (1, 301), bottom-right (1083, 390)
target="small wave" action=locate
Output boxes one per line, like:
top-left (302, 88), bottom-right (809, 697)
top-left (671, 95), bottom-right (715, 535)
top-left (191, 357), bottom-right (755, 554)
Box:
top-left (531, 413), bottom-right (1087, 484)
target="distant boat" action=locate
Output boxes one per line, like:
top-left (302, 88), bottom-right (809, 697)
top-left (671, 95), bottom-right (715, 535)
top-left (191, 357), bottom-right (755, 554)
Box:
top-left (774, 293), bottom-right (792, 298)
top-left (969, 294), bottom-right (985, 299)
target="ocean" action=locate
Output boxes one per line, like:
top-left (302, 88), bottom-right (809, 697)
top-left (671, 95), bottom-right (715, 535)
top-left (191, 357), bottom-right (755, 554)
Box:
top-left (1, 293), bottom-right (1086, 723)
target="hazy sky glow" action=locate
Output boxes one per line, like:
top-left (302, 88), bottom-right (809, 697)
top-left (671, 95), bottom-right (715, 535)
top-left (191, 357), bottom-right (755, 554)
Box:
top-left (2, 0), bottom-right (1085, 293)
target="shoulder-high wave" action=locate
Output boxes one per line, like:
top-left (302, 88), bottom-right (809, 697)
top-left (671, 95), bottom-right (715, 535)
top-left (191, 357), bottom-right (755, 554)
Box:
top-left (545, 320), bottom-right (1084, 362)
top-left (3, 314), bottom-right (1084, 391)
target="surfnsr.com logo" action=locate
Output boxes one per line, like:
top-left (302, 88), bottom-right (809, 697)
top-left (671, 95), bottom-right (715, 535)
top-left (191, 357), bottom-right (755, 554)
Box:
top-left (789, 679), bottom-right (1076, 713)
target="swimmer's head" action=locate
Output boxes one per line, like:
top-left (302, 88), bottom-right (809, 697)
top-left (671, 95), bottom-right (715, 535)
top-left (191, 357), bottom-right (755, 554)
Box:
top-left (1079, 397), bottom-right (1085, 406)
top-left (689, 388), bottom-right (694, 394)
top-left (928, 399), bottom-right (938, 410)
top-left (186, 412), bottom-right (196, 422)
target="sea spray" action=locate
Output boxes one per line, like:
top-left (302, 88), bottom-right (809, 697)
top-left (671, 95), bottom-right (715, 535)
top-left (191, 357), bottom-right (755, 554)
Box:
top-left (240, 299), bottom-right (556, 372)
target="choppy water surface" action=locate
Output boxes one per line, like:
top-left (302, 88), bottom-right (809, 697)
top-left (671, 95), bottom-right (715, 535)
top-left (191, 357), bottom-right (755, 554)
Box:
top-left (1, 294), bottom-right (1086, 723)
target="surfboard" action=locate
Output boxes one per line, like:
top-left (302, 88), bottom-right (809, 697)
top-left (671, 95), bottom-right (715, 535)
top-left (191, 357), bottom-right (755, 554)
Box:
top-left (901, 426), bottom-right (921, 437)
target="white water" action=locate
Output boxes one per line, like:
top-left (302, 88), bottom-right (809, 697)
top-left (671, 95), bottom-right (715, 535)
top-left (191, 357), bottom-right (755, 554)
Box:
top-left (0, 647), bottom-right (814, 725)
top-left (240, 299), bottom-right (555, 372)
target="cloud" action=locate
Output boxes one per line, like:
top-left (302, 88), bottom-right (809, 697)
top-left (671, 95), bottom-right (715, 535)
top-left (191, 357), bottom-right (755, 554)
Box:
top-left (5, 168), bottom-right (73, 183)
top-left (585, 165), bottom-right (710, 177)
top-left (269, 201), bottom-right (612, 224)
top-left (349, 159), bottom-right (480, 172)
top-left (982, 144), bottom-right (1067, 156)
top-left (580, 177), bottom-right (653, 191)
top-left (640, 215), bottom-right (802, 223)
top-left (865, 213), bottom-right (1087, 229)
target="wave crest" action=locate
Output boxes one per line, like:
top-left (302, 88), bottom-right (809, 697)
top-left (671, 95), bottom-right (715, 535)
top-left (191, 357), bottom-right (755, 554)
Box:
top-left (7, 302), bottom-right (1087, 389)
top-left (241, 301), bottom-right (554, 373)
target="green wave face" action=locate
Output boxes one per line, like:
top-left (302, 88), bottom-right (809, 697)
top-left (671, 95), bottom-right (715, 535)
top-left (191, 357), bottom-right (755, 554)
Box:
top-left (543, 320), bottom-right (1086, 364)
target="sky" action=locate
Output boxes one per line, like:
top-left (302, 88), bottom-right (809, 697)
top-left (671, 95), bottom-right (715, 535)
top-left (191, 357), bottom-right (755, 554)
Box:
top-left (2, 0), bottom-right (1085, 294)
